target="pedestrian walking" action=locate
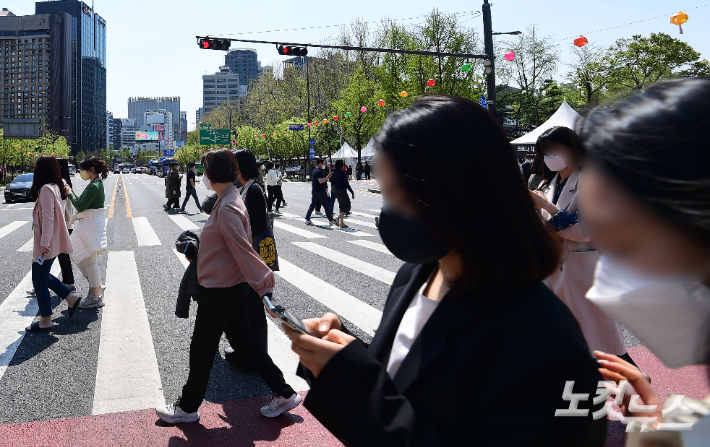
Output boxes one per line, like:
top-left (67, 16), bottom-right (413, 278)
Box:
top-left (274, 163), bottom-right (286, 208)
top-left (155, 149), bottom-right (301, 424)
top-left (26, 155), bottom-right (82, 332)
top-left (364, 162), bottom-right (371, 180)
top-left (265, 161), bottom-right (280, 213)
top-left (346, 164), bottom-right (352, 179)
top-left (284, 96), bottom-right (606, 446)
top-left (180, 162), bottom-right (203, 214)
top-left (579, 78), bottom-right (710, 447)
top-left (164, 161), bottom-right (182, 211)
top-left (66, 156), bottom-right (109, 309)
top-left (330, 160), bottom-right (355, 228)
top-left (305, 159), bottom-right (337, 227)
top-left (529, 126), bottom-right (636, 366)
top-left (355, 163), bottom-right (363, 181)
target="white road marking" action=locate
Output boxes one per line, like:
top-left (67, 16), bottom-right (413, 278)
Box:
top-left (0, 221), bottom-right (28, 239)
top-left (273, 220), bottom-right (327, 239)
top-left (342, 217), bottom-right (378, 229)
top-left (1, 207), bottom-right (34, 211)
top-left (132, 217), bottom-right (161, 246)
top-left (17, 237), bottom-right (33, 252)
top-left (172, 248), bottom-right (189, 268)
top-left (169, 214), bottom-right (199, 231)
top-left (266, 320), bottom-right (309, 391)
top-left (276, 259), bottom-right (382, 336)
top-left (293, 242), bottom-right (395, 284)
top-left (350, 211), bottom-right (379, 219)
top-left (92, 251), bottom-right (164, 415)
top-left (348, 240), bottom-right (392, 255)
top-left (337, 228), bottom-right (376, 237)
top-left (368, 209), bottom-right (382, 214)
top-left (0, 263), bottom-right (60, 382)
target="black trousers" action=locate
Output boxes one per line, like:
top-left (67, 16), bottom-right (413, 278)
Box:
top-left (275, 185), bottom-right (285, 207)
top-left (58, 229), bottom-right (74, 285)
top-left (166, 197), bottom-right (180, 209)
top-left (179, 283), bottom-right (294, 413)
top-left (226, 288), bottom-right (268, 368)
top-left (333, 188), bottom-right (351, 214)
top-left (266, 185), bottom-right (278, 212)
top-left (307, 191), bottom-right (333, 220)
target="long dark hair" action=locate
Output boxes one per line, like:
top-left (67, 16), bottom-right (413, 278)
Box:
top-left (57, 158), bottom-right (73, 189)
top-left (579, 77), bottom-right (710, 245)
top-left (31, 155), bottom-right (67, 200)
top-left (233, 149), bottom-right (260, 181)
top-left (79, 156), bottom-right (109, 180)
top-left (373, 95), bottom-right (560, 292)
top-left (534, 126), bottom-right (585, 190)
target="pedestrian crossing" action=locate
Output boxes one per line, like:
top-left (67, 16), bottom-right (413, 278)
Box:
top-left (0, 220), bottom-right (27, 239)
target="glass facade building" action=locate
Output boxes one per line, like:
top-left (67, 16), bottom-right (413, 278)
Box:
top-left (36, 1), bottom-right (107, 154)
top-left (127, 97), bottom-right (181, 145)
top-left (225, 48), bottom-right (259, 87)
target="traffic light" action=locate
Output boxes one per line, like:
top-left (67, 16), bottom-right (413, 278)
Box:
top-left (198, 38), bottom-right (231, 51)
top-left (277, 45), bottom-right (307, 57)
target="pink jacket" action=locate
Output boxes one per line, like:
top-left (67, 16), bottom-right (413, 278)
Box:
top-left (197, 185), bottom-right (274, 296)
top-left (33, 183), bottom-right (73, 261)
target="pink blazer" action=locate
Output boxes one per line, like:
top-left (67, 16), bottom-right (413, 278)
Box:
top-left (32, 183), bottom-right (73, 261)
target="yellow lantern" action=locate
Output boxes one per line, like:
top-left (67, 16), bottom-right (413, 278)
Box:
top-left (272, 133), bottom-right (277, 136)
top-left (323, 119), bottom-right (328, 123)
top-left (399, 91), bottom-right (409, 98)
top-left (671, 11), bottom-right (688, 34)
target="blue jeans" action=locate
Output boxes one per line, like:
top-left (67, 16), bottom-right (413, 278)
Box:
top-left (306, 191), bottom-right (333, 221)
top-left (32, 257), bottom-right (71, 318)
top-left (181, 189), bottom-right (203, 212)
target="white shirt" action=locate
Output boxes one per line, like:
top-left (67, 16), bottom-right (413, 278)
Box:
top-left (266, 169), bottom-right (279, 186)
top-left (386, 283), bottom-right (440, 379)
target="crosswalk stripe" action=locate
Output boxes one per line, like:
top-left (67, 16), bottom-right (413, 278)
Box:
top-left (132, 217), bottom-right (161, 246)
top-left (92, 251), bottom-right (164, 415)
top-left (17, 237), bottom-right (33, 252)
top-left (173, 248), bottom-right (189, 268)
top-left (293, 242), bottom-right (395, 284)
top-left (276, 259), bottom-right (382, 336)
top-left (265, 320), bottom-right (310, 391)
top-left (273, 221), bottom-right (327, 239)
top-left (336, 227), bottom-right (375, 237)
top-left (0, 263), bottom-right (60, 383)
top-left (169, 214), bottom-right (199, 231)
top-left (348, 240), bottom-right (392, 255)
top-left (343, 217), bottom-right (377, 229)
top-left (350, 211), bottom-right (379, 219)
top-left (0, 207), bottom-right (34, 211)
top-left (368, 209), bottom-right (382, 214)
top-left (0, 220), bottom-right (28, 239)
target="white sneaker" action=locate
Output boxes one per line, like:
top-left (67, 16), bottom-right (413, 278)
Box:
top-left (80, 295), bottom-right (105, 309)
top-left (260, 394), bottom-right (302, 418)
top-left (155, 401), bottom-right (200, 424)
top-left (27, 288), bottom-right (36, 296)
top-left (84, 285), bottom-right (106, 299)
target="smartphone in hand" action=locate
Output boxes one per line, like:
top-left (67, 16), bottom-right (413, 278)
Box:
top-left (262, 296), bottom-right (312, 336)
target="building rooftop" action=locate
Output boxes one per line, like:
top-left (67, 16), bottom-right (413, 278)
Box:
top-left (0, 8), bottom-right (15, 17)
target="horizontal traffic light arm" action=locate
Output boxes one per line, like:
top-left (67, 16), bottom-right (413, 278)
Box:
top-left (195, 36), bottom-right (488, 59)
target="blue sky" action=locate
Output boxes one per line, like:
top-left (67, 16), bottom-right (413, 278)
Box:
top-left (4, 1), bottom-right (709, 130)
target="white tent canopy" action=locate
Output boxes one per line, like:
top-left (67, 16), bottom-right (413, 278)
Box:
top-left (362, 139), bottom-right (376, 157)
top-left (510, 101), bottom-right (582, 146)
top-left (332, 141), bottom-right (357, 159)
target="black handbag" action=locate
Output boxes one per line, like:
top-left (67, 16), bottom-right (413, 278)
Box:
top-left (249, 184), bottom-right (280, 271)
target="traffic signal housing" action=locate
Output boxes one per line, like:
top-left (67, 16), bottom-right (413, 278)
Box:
top-left (277, 45), bottom-right (307, 57)
top-left (198, 38), bottom-right (231, 51)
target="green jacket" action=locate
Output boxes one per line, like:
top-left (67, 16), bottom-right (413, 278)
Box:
top-left (69, 179), bottom-right (105, 212)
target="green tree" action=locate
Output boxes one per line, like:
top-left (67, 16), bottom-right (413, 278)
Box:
top-left (567, 44), bottom-right (610, 106)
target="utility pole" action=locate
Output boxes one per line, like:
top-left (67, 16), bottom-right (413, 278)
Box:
top-left (482, 0), bottom-right (497, 119)
top-left (305, 56), bottom-right (311, 175)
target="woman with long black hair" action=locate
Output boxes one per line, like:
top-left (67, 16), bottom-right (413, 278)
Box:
top-left (26, 155), bottom-right (82, 332)
top-left (330, 159), bottom-right (354, 228)
top-left (284, 96), bottom-right (607, 446)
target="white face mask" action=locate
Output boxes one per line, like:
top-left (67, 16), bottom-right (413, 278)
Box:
top-left (203, 175), bottom-right (213, 191)
top-left (586, 256), bottom-right (710, 368)
top-left (544, 155), bottom-right (567, 172)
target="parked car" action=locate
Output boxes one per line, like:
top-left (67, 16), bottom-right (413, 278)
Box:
top-left (4, 173), bottom-right (34, 203)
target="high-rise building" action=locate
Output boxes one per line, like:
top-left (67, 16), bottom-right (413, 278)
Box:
top-left (144, 109), bottom-right (173, 148)
top-left (202, 66), bottom-right (239, 115)
top-left (224, 48), bottom-right (258, 87)
top-left (106, 111), bottom-right (113, 148)
top-left (36, 1), bottom-right (107, 154)
top-left (179, 111), bottom-right (187, 142)
top-left (0, 9), bottom-right (72, 142)
top-left (112, 117), bottom-right (122, 149)
top-left (127, 97), bottom-right (180, 146)
top-left (119, 118), bottom-right (138, 151)
top-left (196, 107), bottom-right (204, 123)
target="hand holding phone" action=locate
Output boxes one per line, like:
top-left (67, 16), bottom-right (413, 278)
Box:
top-left (37, 254), bottom-right (46, 265)
top-left (262, 296), bottom-right (312, 336)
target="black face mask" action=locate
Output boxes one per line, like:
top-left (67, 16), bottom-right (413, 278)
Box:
top-left (376, 208), bottom-right (451, 264)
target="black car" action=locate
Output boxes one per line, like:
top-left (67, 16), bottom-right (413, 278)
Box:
top-left (4, 173), bottom-right (34, 203)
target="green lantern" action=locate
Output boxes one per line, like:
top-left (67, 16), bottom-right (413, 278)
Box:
top-left (345, 112), bottom-right (352, 117)
top-left (461, 63), bottom-right (472, 72)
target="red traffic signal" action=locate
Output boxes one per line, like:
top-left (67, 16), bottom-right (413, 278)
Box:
top-left (198, 38), bottom-right (231, 51)
top-left (277, 45), bottom-right (307, 57)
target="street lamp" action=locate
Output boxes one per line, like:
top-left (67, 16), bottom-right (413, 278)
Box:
top-left (483, 0), bottom-right (522, 119)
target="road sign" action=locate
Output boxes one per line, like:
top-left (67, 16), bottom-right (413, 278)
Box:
top-left (309, 154), bottom-right (315, 159)
top-left (199, 129), bottom-right (230, 145)
top-left (163, 150), bottom-right (175, 157)
top-left (289, 125), bottom-right (305, 131)
top-left (309, 148), bottom-right (315, 155)
top-left (199, 123), bottom-right (212, 128)
top-left (309, 139), bottom-right (315, 146)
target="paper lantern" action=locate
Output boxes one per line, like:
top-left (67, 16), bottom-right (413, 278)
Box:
top-left (426, 79), bottom-right (436, 87)
top-left (333, 116), bottom-right (339, 121)
top-left (671, 11), bottom-right (688, 34)
top-left (254, 135), bottom-right (258, 138)
top-left (323, 119), bottom-right (328, 123)
top-left (307, 122), bottom-right (312, 126)
top-left (573, 36), bottom-right (588, 47)
top-left (273, 133), bottom-right (277, 136)
top-left (378, 99), bottom-right (385, 106)
top-left (461, 63), bottom-right (472, 72)
top-left (504, 52), bottom-right (516, 61)
top-left (399, 91), bottom-right (409, 98)
top-left (263, 134), bottom-right (267, 138)
top-left (345, 112), bottom-right (352, 117)
top-left (360, 106), bottom-right (367, 112)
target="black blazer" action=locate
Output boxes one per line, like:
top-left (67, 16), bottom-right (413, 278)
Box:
top-left (299, 263), bottom-right (607, 447)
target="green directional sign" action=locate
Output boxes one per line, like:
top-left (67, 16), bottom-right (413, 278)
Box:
top-left (199, 129), bottom-right (230, 145)
top-left (199, 123), bottom-right (212, 128)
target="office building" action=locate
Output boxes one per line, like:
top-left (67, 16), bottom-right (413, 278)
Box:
top-left (106, 111), bottom-right (113, 148)
top-left (202, 66), bottom-right (239, 115)
top-left (127, 96), bottom-right (180, 146)
top-left (179, 111), bottom-right (187, 142)
top-left (36, 0), bottom-right (107, 154)
top-left (225, 48), bottom-right (258, 87)
top-left (120, 118), bottom-right (138, 151)
top-left (112, 117), bottom-right (122, 149)
top-left (0, 9), bottom-right (72, 141)
top-left (196, 107), bottom-right (204, 123)
top-left (144, 109), bottom-right (173, 148)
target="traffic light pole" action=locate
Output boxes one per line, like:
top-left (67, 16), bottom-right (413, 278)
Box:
top-left (305, 55), bottom-right (311, 176)
top-left (483, 0), bottom-right (497, 118)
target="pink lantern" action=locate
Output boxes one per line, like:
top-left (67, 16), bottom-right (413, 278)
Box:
top-left (426, 79), bottom-right (436, 87)
top-left (504, 51), bottom-right (516, 61)
top-left (360, 106), bottom-right (367, 113)
top-left (307, 123), bottom-right (312, 127)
